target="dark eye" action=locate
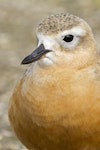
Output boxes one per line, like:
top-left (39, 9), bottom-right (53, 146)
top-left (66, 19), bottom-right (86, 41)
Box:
top-left (63, 35), bottom-right (74, 42)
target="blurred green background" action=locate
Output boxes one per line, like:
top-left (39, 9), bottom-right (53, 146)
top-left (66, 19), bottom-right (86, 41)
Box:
top-left (0, 0), bottom-right (100, 149)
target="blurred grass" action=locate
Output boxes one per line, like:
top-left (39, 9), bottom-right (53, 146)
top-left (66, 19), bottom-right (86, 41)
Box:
top-left (0, 0), bottom-right (100, 149)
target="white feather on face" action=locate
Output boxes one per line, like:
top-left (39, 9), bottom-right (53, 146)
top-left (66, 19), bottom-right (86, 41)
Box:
top-left (37, 33), bottom-right (57, 66)
top-left (36, 26), bottom-right (87, 66)
top-left (57, 26), bottom-right (86, 50)
top-left (37, 26), bottom-right (86, 48)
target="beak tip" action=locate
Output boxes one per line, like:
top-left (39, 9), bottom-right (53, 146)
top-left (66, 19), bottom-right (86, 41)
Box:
top-left (21, 57), bottom-right (29, 65)
top-left (21, 60), bottom-right (23, 65)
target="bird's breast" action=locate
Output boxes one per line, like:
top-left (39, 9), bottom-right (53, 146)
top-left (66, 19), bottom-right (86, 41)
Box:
top-left (9, 63), bottom-right (100, 149)
top-left (20, 64), bottom-right (100, 128)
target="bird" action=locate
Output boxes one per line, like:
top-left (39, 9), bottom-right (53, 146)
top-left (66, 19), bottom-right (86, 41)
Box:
top-left (8, 13), bottom-right (100, 150)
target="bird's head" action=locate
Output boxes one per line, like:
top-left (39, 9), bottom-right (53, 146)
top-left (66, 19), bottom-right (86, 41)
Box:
top-left (21, 13), bottom-right (97, 69)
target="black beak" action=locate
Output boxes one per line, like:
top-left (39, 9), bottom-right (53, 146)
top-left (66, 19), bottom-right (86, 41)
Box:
top-left (21, 44), bottom-right (51, 64)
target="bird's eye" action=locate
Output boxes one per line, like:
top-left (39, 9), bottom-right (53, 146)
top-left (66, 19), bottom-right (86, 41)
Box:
top-left (63, 35), bottom-right (74, 42)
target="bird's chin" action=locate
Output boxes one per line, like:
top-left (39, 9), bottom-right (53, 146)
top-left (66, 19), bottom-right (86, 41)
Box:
top-left (38, 57), bottom-right (54, 67)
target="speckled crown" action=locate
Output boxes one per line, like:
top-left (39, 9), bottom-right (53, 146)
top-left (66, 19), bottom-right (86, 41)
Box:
top-left (37, 13), bottom-right (85, 34)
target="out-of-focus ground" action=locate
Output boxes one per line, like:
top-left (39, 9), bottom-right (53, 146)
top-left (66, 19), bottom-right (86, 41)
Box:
top-left (0, 0), bottom-right (100, 149)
